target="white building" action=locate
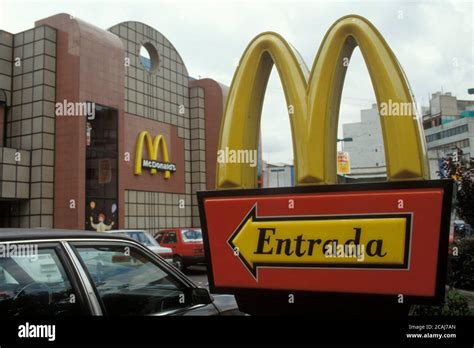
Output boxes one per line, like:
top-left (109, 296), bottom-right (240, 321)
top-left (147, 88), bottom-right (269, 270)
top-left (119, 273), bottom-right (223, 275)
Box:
top-left (342, 104), bottom-right (386, 179)
top-left (263, 162), bottom-right (294, 187)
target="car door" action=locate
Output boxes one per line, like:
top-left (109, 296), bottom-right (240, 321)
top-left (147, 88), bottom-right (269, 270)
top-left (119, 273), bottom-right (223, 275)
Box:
top-left (67, 240), bottom-right (219, 316)
top-left (162, 231), bottom-right (179, 253)
top-left (0, 242), bottom-right (89, 316)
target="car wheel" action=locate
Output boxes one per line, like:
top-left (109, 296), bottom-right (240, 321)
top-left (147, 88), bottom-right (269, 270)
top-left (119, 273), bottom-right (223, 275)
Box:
top-left (173, 255), bottom-right (186, 271)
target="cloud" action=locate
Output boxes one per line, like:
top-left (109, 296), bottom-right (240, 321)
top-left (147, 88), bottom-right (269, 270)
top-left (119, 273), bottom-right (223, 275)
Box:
top-left (1, 0), bottom-right (472, 164)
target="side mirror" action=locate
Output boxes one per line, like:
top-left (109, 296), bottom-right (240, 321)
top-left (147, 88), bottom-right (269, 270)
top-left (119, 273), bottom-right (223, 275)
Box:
top-left (191, 287), bottom-right (213, 305)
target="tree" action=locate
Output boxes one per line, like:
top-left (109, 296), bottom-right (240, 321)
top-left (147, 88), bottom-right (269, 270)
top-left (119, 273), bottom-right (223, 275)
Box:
top-left (456, 160), bottom-right (474, 227)
top-left (438, 154), bottom-right (474, 226)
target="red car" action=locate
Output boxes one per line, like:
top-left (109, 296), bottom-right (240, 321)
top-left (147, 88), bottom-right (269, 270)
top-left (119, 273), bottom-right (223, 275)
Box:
top-left (156, 228), bottom-right (205, 271)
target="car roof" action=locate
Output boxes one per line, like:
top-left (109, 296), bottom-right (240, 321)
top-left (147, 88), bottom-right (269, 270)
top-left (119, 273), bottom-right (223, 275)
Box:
top-left (0, 228), bottom-right (136, 242)
top-left (159, 228), bottom-right (201, 232)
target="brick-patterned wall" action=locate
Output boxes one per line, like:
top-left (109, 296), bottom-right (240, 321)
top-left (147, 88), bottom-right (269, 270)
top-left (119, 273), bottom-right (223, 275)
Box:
top-left (0, 148), bottom-right (30, 199)
top-left (124, 190), bottom-right (191, 235)
top-left (189, 86), bottom-right (206, 227)
top-left (110, 21), bottom-right (197, 229)
top-left (0, 25), bottom-right (56, 228)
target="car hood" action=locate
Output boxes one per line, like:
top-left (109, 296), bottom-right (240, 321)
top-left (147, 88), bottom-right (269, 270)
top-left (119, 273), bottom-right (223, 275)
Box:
top-left (148, 245), bottom-right (172, 253)
top-left (211, 294), bottom-right (245, 315)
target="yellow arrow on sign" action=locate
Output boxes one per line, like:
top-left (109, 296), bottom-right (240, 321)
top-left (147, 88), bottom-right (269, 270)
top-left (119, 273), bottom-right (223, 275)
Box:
top-left (228, 206), bottom-right (411, 279)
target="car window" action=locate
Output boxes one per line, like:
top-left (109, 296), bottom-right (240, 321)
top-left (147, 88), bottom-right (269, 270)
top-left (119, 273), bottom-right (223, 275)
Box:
top-left (74, 245), bottom-right (191, 315)
top-left (181, 229), bottom-right (203, 242)
top-left (0, 245), bottom-right (82, 316)
top-left (155, 233), bottom-right (164, 244)
top-left (124, 231), bottom-right (158, 247)
top-left (163, 232), bottom-right (177, 244)
top-left (142, 232), bottom-right (160, 247)
top-left (127, 232), bottom-right (146, 245)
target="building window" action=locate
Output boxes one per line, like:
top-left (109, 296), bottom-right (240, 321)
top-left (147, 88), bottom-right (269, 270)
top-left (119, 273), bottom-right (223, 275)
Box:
top-left (431, 139), bottom-right (470, 153)
top-left (139, 43), bottom-right (160, 74)
top-left (85, 104), bottom-right (118, 232)
top-left (426, 124), bottom-right (469, 143)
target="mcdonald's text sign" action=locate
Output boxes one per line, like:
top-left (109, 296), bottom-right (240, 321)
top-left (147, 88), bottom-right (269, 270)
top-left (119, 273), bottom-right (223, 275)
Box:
top-left (134, 131), bottom-right (176, 179)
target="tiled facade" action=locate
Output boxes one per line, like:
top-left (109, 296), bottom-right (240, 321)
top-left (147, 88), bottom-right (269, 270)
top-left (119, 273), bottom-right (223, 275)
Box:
top-left (124, 190), bottom-right (191, 232)
top-left (109, 21), bottom-right (196, 232)
top-left (0, 14), bottom-right (227, 234)
top-left (0, 25), bottom-right (57, 228)
top-left (0, 148), bottom-right (30, 199)
top-left (189, 86), bottom-right (207, 227)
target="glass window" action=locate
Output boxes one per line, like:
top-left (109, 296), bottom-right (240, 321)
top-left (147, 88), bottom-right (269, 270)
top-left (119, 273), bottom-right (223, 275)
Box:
top-left (156, 233), bottom-right (164, 244)
top-left (0, 246), bottom-right (82, 316)
top-left (181, 229), bottom-right (203, 242)
top-left (86, 104), bottom-right (118, 232)
top-left (123, 231), bottom-right (159, 247)
top-left (163, 232), bottom-right (177, 244)
top-left (75, 245), bottom-right (189, 315)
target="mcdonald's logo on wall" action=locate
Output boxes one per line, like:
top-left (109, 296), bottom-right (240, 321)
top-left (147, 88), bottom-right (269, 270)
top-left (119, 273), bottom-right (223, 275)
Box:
top-left (198, 15), bottom-right (453, 304)
top-left (134, 131), bottom-right (177, 179)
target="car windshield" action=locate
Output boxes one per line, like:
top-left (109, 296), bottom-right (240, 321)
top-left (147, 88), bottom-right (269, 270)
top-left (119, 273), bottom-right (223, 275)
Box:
top-left (181, 229), bottom-right (202, 242)
top-left (119, 231), bottom-right (159, 247)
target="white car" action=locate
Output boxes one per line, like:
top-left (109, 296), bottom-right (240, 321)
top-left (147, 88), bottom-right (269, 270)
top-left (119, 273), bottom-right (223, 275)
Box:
top-left (106, 230), bottom-right (173, 262)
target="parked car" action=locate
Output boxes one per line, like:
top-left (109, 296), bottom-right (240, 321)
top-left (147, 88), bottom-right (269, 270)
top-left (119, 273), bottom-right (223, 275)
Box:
top-left (156, 228), bottom-right (205, 271)
top-left (107, 229), bottom-right (173, 262)
top-left (0, 228), bottom-right (241, 316)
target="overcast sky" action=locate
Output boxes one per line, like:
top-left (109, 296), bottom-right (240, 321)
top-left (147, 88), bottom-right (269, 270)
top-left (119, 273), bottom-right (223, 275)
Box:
top-left (1, 0), bottom-right (472, 164)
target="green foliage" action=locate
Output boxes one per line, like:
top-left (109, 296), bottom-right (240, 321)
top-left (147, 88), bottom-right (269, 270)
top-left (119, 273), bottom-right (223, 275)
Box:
top-left (448, 238), bottom-right (474, 290)
top-left (456, 167), bottom-right (474, 227)
top-left (413, 289), bottom-right (471, 316)
top-left (438, 155), bottom-right (474, 226)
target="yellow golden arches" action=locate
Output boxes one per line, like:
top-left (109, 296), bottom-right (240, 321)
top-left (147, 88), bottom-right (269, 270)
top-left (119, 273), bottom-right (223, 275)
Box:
top-left (307, 15), bottom-right (428, 184)
top-left (217, 32), bottom-right (309, 189)
top-left (216, 15), bottom-right (428, 189)
top-left (134, 131), bottom-right (171, 179)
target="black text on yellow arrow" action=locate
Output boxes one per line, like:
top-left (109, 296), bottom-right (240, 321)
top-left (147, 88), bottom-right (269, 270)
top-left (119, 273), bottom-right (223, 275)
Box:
top-left (227, 205), bottom-right (411, 279)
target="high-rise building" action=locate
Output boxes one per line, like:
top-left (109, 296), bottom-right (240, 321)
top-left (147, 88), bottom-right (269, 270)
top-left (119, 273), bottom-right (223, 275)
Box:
top-left (342, 104), bottom-right (386, 179)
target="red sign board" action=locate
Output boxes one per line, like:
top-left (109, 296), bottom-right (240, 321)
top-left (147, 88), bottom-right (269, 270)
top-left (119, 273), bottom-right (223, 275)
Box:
top-left (198, 180), bottom-right (453, 303)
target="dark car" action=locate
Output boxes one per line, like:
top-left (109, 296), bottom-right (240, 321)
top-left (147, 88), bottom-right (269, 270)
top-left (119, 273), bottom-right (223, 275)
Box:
top-left (0, 229), bottom-right (241, 316)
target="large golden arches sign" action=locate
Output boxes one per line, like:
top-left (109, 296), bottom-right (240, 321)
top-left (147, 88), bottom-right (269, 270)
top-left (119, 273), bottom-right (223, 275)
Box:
top-left (217, 15), bottom-right (428, 189)
top-left (134, 131), bottom-right (171, 179)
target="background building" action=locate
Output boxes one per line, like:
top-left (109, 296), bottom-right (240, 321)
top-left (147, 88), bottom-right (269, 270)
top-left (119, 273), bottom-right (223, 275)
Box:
top-left (262, 162), bottom-right (294, 188)
top-left (342, 103), bottom-right (386, 179)
top-left (423, 92), bottom-right (474, 178)
top-left (0, 13), bottom-right (229, 233)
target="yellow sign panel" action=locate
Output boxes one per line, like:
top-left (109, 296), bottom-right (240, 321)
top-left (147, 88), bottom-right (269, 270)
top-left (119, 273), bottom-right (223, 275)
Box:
top-left (337, 151), bottom-right (350, 175)
top-left (229, 208), bottom-right (411, 276)
top-left (217, 15), bottom-right (428, 189)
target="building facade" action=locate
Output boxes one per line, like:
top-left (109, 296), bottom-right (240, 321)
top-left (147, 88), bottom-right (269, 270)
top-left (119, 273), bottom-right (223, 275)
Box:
top-left (342, 103), bottom-right (386, 179)
top-left (262, 162), bottom-right (294, 188)
top-left (423, 92), bottom-right (474, 178)
top-left (0, 13), bottom-right (228, 233)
